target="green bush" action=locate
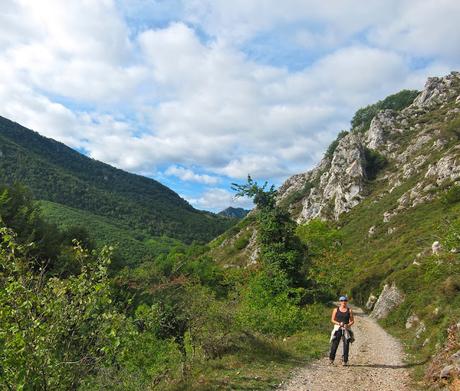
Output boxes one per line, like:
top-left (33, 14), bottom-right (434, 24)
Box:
top-left (0, 229), bottom-right (120, 389)
top-left (444, 116), bottom-right (460, 139)
top-left (363, 148), bottom-right (388, 180)
top-left (296, 219), bottom-right (343, 256)
top-left (351, 89), bottom-right (419, 132)
top-left (236, 267), bottom-right (307, 336)
top-left (234, 230), bottom-right (251, 250)
top-left (442, 185), bottom-right (460, 205)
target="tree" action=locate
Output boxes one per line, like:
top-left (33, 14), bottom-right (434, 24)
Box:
top-left (0, 228), bottom-right (122, 389)
top-left (0, 184), bottom-right (63, 265)
top-left (233, 176), bottom-right (307, 287)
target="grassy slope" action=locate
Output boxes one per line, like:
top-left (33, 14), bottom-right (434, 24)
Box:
top-left (38, 200), bottom-right (183, 268)
top-left (337, 175), bottom-right (460, 383)
top-left (328, 149), bottom-right (458, 385)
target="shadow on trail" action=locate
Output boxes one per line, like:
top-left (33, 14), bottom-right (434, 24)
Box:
top-left (347, 359), bottom-right (428, 369)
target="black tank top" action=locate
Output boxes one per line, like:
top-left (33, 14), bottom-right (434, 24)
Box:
top-left (335, 307), bottom-right (350, 324)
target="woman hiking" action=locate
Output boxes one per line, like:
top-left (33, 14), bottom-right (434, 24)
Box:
top-left (329, 295), bottom-right (354, 366)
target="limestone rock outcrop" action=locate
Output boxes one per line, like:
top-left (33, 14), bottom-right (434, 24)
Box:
top-left (370, 283), bottom-right (405, 320)
top-left (278, 71), bottom-right (460, 224)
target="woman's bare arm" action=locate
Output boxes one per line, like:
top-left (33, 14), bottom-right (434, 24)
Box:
top-left (331, 308), bottom-right (340, 325)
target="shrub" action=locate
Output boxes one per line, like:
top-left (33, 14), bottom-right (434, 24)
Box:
top-left (236, 267), bottom-right (307, 336)
top-left (363, 148), bottom-right (388, 180)
top-left (440, 276), bottom-right (460, 299)
top-left (296, 219), bottom-right (343, 256)
top-left (0, 229), bottom-right (121, 390)
top-left (351, 89), bottom-right (419, 132)
top-left (234, 230), bottom-right (251, 250)
top-left (442, 185), bottom-right (460, 205)
top-left (444, 116), bottom-right (460, 139)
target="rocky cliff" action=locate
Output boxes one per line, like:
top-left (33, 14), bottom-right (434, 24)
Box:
top-left (278, 71), bottom-right (460, 224)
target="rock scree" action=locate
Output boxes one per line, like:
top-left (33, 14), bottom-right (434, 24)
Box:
top-left (278, 307), bottom-right (414, 391)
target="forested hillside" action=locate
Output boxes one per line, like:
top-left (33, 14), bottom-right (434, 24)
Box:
top-left (0, 116), bottom-right (234, 245)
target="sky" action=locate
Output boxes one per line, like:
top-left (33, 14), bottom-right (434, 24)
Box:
top-left (1, 0), bottom-right (460, 212)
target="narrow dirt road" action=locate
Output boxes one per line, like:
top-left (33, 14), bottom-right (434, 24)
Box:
top-left (278, 307), bottom-right (414, 391)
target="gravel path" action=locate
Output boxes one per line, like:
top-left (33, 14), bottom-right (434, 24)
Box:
top-left (278, 307), bottom-right (414, 391)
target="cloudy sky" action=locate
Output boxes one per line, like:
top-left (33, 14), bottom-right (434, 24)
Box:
top-left (1, 0), bottom-right (459, 211)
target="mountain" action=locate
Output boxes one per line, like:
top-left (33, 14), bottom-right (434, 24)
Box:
top-left (0, 116), bottom-right (234, 246)
top-left (218, 207), bottom-right (251, 219)
top-left (210, 71), bottom-right (460, 386)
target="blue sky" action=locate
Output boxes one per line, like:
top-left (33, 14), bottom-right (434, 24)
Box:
top-left (1, 0), bottom-right (460, 211)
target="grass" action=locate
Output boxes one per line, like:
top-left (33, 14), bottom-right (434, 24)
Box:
top-left (162, 306), bottom-right (331, 391)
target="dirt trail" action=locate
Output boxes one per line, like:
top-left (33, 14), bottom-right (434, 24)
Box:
top-left (279, 307), bottom-right (414, 391)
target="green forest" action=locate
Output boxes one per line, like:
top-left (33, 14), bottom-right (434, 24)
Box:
top-left (0, 116), bottom-right (235, 245)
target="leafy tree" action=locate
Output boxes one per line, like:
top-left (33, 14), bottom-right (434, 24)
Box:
top-left (233, 176), bottom-right (308, 287)
top-left (236, 266), bottom-right (306, 335)
top-left (232, 175), bottom-right (277, 210)
top-left (0, 184), bottom-right (63, 266)
top-left (0, 228), bottom-right (122, 389)
top-left (296, 219), bottom-right (343, 256)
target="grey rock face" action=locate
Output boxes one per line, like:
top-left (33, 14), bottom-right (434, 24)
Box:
top-left (368, 226), bottom-right (376, 237)
top-left (414, 71), bottom-right (460, 108)
top-left (277, 72), bottom-right (460, 224)
top-left (415, 321), bottom-right (426, 339)
top-left (370, 283), bottom-right (405, 320)
top-left (287, 133), bottom-right (367, 223)
top-left (366, 110), bottom-right (398, 152)
top-left (425, 153), bottom-right (460, 185)
top-left (432, 241), bottom-right (441, 255)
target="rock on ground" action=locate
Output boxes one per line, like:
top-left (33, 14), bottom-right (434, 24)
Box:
top-left (370, 283), bottom-right (405, 320)
top-left (278, 307), bottom-right (414, 391)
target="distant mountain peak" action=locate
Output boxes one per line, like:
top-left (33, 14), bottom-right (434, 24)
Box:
top-left (218, 207), bottom-right (250, 219)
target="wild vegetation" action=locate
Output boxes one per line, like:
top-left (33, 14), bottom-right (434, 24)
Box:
top-left (1, 80), bottom-right (459, 389)
top-left (0, 182), bottom-right (330, 390)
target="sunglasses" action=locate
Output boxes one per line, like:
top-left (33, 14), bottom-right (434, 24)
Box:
top-left (340, 299), bottom-right (348, 302)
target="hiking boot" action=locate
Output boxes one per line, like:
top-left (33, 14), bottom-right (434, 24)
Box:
top-left (342, 361), bottom-right (348, 366)
top-left (328, 360), bottom-right (334, 366)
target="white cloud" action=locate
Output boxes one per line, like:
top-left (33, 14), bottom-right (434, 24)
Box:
top-left (165, 165), bottom-right (220, 184)
top-left (1, 0), bottom-right (459, 210)
top-left (187, 188), bottom-right (253, 211)
top-left (369, 0), bottom-right (460, 64)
